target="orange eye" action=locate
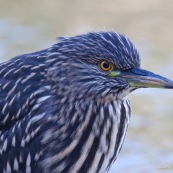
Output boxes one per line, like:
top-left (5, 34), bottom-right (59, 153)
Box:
top-left (99, 60), bottom-right (113, 71)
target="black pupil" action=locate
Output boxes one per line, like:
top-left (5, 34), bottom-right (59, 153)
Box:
top-left (103, 61), bottom-right (110, 69)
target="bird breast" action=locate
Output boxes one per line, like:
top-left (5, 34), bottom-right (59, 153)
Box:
top-left (41, 98), bottom-right (131, 173)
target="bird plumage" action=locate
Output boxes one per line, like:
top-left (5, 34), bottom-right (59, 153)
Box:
top-left (0, 31), bottom-right (172, 173)
top-left (0, 49), bottom-right (49, 173)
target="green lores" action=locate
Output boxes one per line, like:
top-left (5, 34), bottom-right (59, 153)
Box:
top-left (109, 67), bottom-right (173, 89)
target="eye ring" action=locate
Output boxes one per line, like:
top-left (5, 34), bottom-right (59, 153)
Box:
top-left (99, 60), bottom-right (113, 71)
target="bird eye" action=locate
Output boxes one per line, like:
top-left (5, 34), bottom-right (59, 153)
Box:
top-left (99, 60), bottom-right (113, 71)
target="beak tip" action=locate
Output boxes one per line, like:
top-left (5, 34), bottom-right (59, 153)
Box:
top-left (164, 85), bottom-right (173, 89)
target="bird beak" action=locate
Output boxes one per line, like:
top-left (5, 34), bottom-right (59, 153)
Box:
top-left (109, 67), bottom-right (173, 89)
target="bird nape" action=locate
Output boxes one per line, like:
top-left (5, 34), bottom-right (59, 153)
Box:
top-left (0, 31), bottom-right (173, 173)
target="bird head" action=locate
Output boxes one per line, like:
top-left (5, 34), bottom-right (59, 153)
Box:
top-left (48, 32), bottom-right (173, 102)
top-left (42, 32), bottom-right (173, 172)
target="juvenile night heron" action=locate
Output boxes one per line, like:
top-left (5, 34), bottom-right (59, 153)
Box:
top-left (0, 31), bottom-right (173, 173)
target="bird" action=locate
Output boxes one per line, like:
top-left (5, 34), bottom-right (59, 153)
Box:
top-left (0, 31), bottom-right (173, 173)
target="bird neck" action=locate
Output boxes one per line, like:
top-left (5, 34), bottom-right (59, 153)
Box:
top-left (41, 96), bottom-right (131, 173)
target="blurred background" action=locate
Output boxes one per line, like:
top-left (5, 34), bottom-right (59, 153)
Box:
top-left (0, 0), bottom-right (173, 172)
